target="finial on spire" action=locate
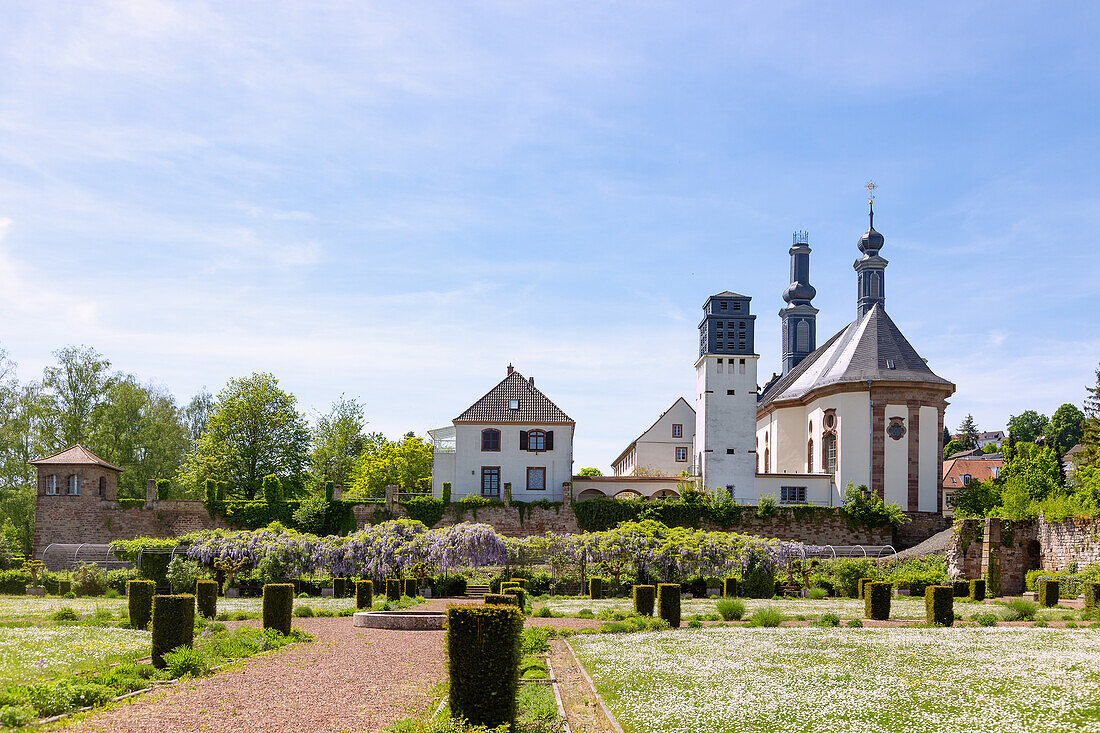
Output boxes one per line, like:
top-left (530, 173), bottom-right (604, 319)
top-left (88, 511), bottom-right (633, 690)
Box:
top-left (865, 180), bottom-right (876, 228)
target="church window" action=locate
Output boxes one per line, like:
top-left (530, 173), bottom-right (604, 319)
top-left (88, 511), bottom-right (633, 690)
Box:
top-left (807, 439), bottom-right (814, 472)
top-left (796, 320), bottom-right (810, 352)
top-left (481, 429), bottom-right (501, 452)
top-left (824, 434), bottom-right (837, 475)
top-left (45, 475), bottom-right (59, 495)
top-left (763, 448), bottom-right (770, 473)
top-left (67, 474), bottom-right (81, 496)
top-left (871, 272), bottom-right (881, 297)
top-left (672, 423), bottom-right (682, 438)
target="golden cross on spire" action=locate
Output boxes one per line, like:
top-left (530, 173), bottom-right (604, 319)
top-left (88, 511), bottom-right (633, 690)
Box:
top-left (865, 180), bottom-right (876, 203)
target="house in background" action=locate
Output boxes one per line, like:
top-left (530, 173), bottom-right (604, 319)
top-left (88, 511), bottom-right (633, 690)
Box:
top-left (976, 431), bottom-right (1005, 448)
top-left (941, 453), bottom-right (1004, 516)
top-left (430, 366), bottom-right (574, 502)
top-left (612, 397), bottom-right (695, 477)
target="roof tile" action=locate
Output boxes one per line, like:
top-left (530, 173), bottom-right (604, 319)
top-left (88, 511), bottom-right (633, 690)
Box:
top-left (455, 371), bottom-right (573, 424)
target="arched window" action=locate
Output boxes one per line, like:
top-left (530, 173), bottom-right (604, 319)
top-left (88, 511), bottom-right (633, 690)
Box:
top-left (99, 476), bottom-right (107, 497)
top-left (796, 320), bottom-right (810, 352)
top-left (481, 429), bottom-right (501, 452)
top-left (527, 430), bottom-right (546, 451)
top-left (763, 448), bottom-right (770, 474)
top-left (807, 439), bottom-right (814, 472)
top-left (871, 272), bottom-right (881, 297)
top-left (45, 475), bottom-right (59, 495)
top-left (67, 474), bottom-right (81, 496)
top-left (824, 434), bottom-right (837, 475)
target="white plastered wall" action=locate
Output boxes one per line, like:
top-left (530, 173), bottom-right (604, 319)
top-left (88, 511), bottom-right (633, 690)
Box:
top-left (452, 423), bottom-right (573, 501)
top-left (919, 405), bottom-right (940, 512)
top-left (884, 404), bottom-right (909, 509)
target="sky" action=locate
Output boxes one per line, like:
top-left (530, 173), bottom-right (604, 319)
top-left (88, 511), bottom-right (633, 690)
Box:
top-left (1, 1), bottom-right (1099, 470)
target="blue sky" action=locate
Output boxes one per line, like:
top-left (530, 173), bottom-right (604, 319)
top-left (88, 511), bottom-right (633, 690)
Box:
top-left (1, 2), bottom-right (1098, 470)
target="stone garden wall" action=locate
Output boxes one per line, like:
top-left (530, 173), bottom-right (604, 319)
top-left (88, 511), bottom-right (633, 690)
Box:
top-left (1037, 515), bottom-right (1100, 571)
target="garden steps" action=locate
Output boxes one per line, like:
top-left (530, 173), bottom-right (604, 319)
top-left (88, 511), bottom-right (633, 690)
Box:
top-left (465, 584), bottom-right (490, 597)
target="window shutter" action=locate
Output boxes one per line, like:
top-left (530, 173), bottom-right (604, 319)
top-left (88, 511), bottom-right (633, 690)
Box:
top-left (546, 431), bottom-right (554, 450)
top-left (520, 431), bottom-right (528, 450)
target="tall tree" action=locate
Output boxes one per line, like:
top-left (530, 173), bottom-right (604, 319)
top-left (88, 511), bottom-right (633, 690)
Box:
top-left (958, 414), bottom-right (980, 448)
top-left (346, 434), bottom-right (433, 498)
top-left (183, 389), bottom-right (214, 444)
top-left (1085, 365), bottom-right (1100, 465)
top-left (310, 395), bottom-right (368, 487)
top-left (1046, 403), bottom-right (1085, 454)
top-left (177, 373), bottom-right (310, 499)
top-left (1006, 410), bottom-right (1049, 445)
top-left (40, 346), bottom-right (113, 447)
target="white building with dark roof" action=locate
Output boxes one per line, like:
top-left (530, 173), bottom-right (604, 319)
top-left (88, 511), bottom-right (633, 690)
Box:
top-left (612, 397), bottom-right (695, 477)
top-left (429, 366), bottom-right (574, 502)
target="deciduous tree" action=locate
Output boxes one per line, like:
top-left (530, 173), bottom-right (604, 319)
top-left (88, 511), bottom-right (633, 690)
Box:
top-left (1007, 410), bottom-right (1049, 445)
top-left (310, 395), bottom-right (368, 487)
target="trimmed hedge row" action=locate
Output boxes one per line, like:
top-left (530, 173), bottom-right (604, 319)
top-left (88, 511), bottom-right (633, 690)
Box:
top-left (925, 585), bottom-right (954, 627)
top-left (657, 583), bottom-right (681, 628)
top-left (969, 579), bottom-right (986, 602)
top-left (1085, 581), bottom-right (1100, 614)
top-left (864, 581), bottom-right (891, 621)
top-left (723, 577), bottom-right (739, 598)
top-left (263, 583), bottom-right (294, 636)
top-left (447, 603), bottom-right (524, 729)
top-left (386, 579), bottom-right (401, 601)
top-left (1038, 579), bottom-right (1059, 607)
top-left (502, 587), bottom-right (527, 611)
top-left (356, 580), bottom-right (374, 609)
top-left (404, 578), bottom-right (419, 598)
top-left (151, 594), bottom-right (195, 668)
top-left (588, 577), bottom-right (603, 599)
top-left (195, 579), bottom-right (218, 619)
top-left (633, 585), bottom-right (655, 616)
top-left (333, 577), bottom-right (346, 598)
top-left (127, 580), bottom-right (155, 630)
top-left (485, 593), bottom-right (521, 608)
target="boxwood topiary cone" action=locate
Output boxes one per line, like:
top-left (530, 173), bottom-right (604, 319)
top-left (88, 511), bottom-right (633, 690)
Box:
top-left (1084, 581), bottom-right (1100, 614)
top-left (151, 594), bottom-right (195, 668)
top-left (263, 583), bottom-right (294, 636)
top-left (127, 580), bottom-right (155, 630)
top-left (657, 583), bottom-right (681, 628)
top-left (447, 604), bottom-right (524, 729)
top-left (195, 579), bottom-right (218, 619)
top-left (633, 585), bottom-right (655, 616)
top-left (355, 580), bottom-right (374, 609)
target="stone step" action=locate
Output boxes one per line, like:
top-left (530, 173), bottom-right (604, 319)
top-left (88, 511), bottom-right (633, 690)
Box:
top-left (466, 584), bottom-right (491, 597)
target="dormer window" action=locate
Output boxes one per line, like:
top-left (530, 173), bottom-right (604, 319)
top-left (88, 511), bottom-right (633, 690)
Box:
top-left (508, 399), bottom-right (519, 411)
top-left (45, 475), bottom-right (59, 495)
top-left (962, 474), bottom-right (972, 486)
top-left (67, 474), bottom-right (81, 496)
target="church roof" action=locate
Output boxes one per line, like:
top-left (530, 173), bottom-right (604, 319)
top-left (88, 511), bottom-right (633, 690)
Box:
top-left (455, 370), bottom-right (574, 424)
top-left (712, 291), bottom-right (749, 298)
top-left (29, 444), bottom-right (122, 471)
top-left (759, 303), bottom-right (953, 408)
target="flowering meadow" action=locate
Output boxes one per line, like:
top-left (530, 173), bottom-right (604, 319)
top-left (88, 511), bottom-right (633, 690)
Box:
top-left (0, 627), bottom-right (150, 684)
top-left (573, 626), bottom-right (1100, 733)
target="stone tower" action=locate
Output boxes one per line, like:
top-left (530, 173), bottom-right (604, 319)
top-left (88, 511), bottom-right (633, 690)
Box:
top-left (694, 292), bottom-right (758, 497)
top-left (780, 231), bottom-right (818, 375)
top-left (855, 199), bottom-right (888, 318)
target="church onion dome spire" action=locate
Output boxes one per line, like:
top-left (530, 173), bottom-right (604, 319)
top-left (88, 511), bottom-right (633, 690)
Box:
top-left (782, 231), bottom-right (816, 305)
top-left (858, 198), bottom-right (885, 255)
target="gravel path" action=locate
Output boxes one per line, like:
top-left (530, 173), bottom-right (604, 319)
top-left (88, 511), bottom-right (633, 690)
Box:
top-left (58, 617), bottom-right (447, 733)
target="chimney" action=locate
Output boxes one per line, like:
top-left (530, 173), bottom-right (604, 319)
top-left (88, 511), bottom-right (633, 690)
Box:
top-left (507, 364), bottom-right (514, 376)
top-left (529, 377), bottom-right (535, 387)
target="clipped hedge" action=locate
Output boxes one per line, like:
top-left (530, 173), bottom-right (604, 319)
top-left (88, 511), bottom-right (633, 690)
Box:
top-left (864, 581), bottom-right (891, 621)
top-left (588, 577), bottom-right (603, 599)
top-left (951, 580), bottom-right (970, 598)
top-left (505, 587), bottom-right (527, 611)
top-left (447, 603), bottom-right (524, 729)
top-left (434, 572), bottom-right (467, 597)
top-left (485, 593), bottom-right (521, 608)
top-left (657, 583), bottom-right (681, 628)
top-left (925, 585), bottom-right (954, 627)
top-left (508, 578), bottom-right (527, 589)
top-left (857, 578), bottom-right (873, 599)
top-left (1038, 579), bottom-right (1059, 608)
top-left (969, 579), bottom-right (986, 602)
top-left (58, 580), bottom-right (72, 596)
top-left (333, 577), bottom-right (346, 599)
top-left (723, 577), bottom-right (739, 598)
top-left (263, 583), bottom-right (294, 636)
top-left (1084, 581), bottom-right (1100, 614)
top-left (386, 578), bottom-right (401, 601)
top-left (404, 578), bottom-right (419, 598)
top-left (633, 585), bottom-right (655, 616)
top-left (127, 580), bottom-right (155, 630)
top-left (195, 580), bottom-right (218, 619)
top-left (356, 580), bottom-right (374, 609)
top-left (151, 594), bottom-right (195, 668)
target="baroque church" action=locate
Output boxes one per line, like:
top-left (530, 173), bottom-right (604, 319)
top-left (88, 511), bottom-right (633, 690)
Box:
top-left (695, 196), bottom-right (955, 514)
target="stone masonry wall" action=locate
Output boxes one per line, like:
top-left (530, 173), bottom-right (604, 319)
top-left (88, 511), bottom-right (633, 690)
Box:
top-left (896, 511), bottom-right (951, 549)
top-left (1038, 516), bottom-right (1100, 571)
top-left (946, 518), bottom-right (985, 581)
top-left (947, 518), bottom-right (1037, 596)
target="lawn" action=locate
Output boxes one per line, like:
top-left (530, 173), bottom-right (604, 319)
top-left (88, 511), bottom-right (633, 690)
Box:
top-left (572, 626), bottom-right (1100, 733)
top-left (541, 595), bottom-right (1076, 621)
top-left (0, 595), bottom-right (360, 621)
top-left (0, 626), bottom-right (151, 684)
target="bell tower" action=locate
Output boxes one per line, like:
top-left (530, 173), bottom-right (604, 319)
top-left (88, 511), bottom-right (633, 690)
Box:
top-left (780, 230), bottom-right (818, 374)
top-left (855, 182), bottom-right (888, 319)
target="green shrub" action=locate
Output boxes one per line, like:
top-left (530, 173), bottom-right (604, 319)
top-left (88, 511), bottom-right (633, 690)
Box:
top-left (1038, 579), bottom-right (1059, 607)
top-left (716, 598), bottom-right (745, 621)
top-left (163, 645), bottom-right (209, 678)
top-left (128, 580), bottom-right (155, 630)
top-left (973, 612), bottom-right (999, 626)
top-left (865, 582), bottom-right (891, 621)
top-left (925, 585), bottom-right (954, 627)
top-left (485, 593), bottom-right (521, 608)
top-left (262, 583), bottom-right (294, 636)
top-left (58, 580), bottom-right (72, 596)
top-left (333, 578), bottom-right (346, 598)
top-left (815, 613), bottom-right (840, 627)
top-left (404, 578), bottom-right (419, 598)
top-left (1005, 598), bottom-right (1039, 621)
top-left (447, 604), bottom-right (525, 729)
top-left (951, 580), bottom-right (970, 597)
top-left (52, 607), bottom-right (78, 622)
top-left (0, 704), bottom-right (35, 727)
top-left (657, 583), bottom-right (681, 628)
top-left (722, 577), bottom-right (739, 597)
top-left (1085, 581), bottom-right (1100, 613)
top-left (827, 558), bottom-right (876, 597)
top-left (509, 578), bottom-right (527, 589)
top-left (387, 578), bottom-right (401, 601)
top-left (846, 618), bottom-right (863, 628)
top-left (969, 579), bottom-right (986, 602)
top-left (505, 587), bottom-right (527, 612)
top-left (165, 557), bottom-right (204, 593)
top-left (588, 577), bottom-right (603, 599)
top-left (808, 587), bottom-right (828, 600)
top-left (151, 594), bottom-right (195, 669)
top-left (434, 572), bottom-right (467, 597)
top-left (742, 563), bottom-right (775, 598)
top-left (293, 605), bottom-right (315, 618)
top-left (356, 580), bottom-right (374, 609)
top-left (632, 585), bottom-right (655, 616)
top-left (195, 580), bottom-right (218, 619)
top-left (748, 607), bottom-right (784, 627)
